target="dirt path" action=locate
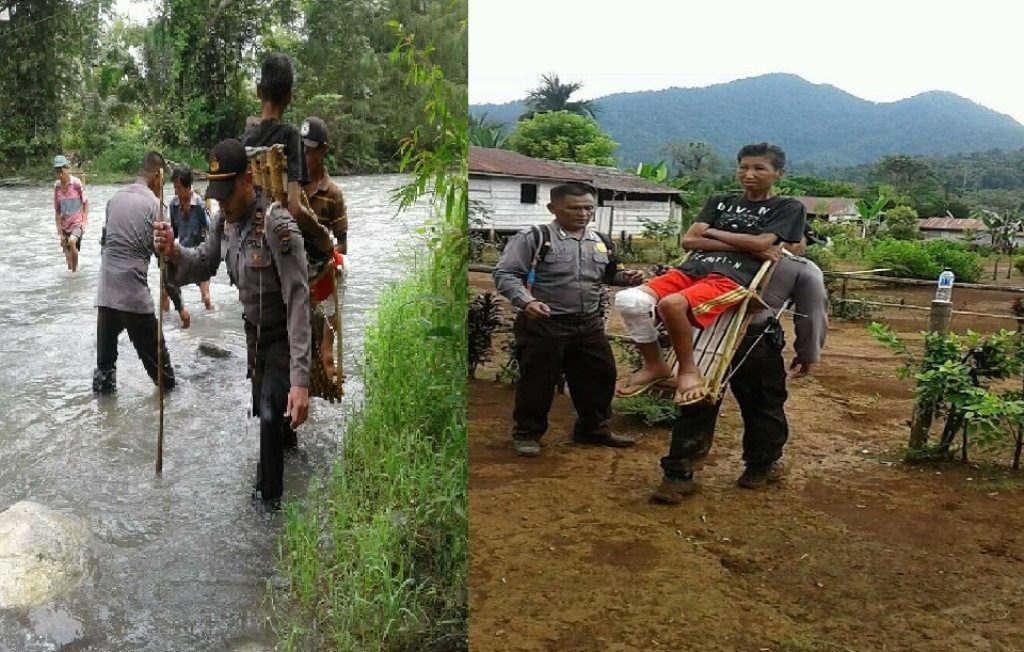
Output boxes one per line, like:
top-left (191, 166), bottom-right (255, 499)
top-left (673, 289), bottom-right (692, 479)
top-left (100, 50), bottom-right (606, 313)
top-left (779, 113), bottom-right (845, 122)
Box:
top-left (469, 272), bottom-right (1024, 652)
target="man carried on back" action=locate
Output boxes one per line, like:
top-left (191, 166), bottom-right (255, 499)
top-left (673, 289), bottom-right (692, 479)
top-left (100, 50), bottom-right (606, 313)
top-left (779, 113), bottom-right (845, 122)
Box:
top-left (613, 142), bottom-right (806, 406)
top-left (153, 139), bottom-right (311, 511)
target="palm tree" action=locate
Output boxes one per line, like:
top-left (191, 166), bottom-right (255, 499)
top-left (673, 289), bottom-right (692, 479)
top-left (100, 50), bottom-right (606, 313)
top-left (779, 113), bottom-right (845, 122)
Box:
top-left (519, 73), bottom-right (597, 121)
top-left (469, 112), bottom-right (508, 148)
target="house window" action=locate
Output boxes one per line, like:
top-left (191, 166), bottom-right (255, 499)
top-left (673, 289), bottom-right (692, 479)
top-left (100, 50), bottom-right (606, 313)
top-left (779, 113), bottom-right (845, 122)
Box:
top-left (520, 183), bottom-right (538, 204)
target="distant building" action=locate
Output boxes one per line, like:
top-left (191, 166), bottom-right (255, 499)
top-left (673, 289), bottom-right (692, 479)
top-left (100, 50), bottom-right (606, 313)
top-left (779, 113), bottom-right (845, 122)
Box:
top-left (917, 217), bottom-right (988, 243)
top-left (469, 146), bottom-right (682, 237)
top-left (795, 196), bottom-right (861, 223)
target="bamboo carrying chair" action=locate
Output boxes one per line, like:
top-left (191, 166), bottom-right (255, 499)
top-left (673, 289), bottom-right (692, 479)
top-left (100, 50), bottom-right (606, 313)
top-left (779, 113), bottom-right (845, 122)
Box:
top-left (246, 144), bottom-right (345, 402)
top-left (655, 258), bottom-right (777, 404)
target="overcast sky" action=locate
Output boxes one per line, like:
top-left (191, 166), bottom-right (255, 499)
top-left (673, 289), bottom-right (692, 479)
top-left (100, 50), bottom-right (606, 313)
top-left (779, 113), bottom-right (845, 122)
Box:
top-left (112, 0), bottom-right (154, 23)
top-left (470, 0), bottom-right (1024, 125)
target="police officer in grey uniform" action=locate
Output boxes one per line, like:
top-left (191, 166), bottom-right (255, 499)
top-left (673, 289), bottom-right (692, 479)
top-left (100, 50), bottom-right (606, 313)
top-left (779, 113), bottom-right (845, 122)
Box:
top-left (153, 138), bottom-right (311, 510)
top-left (493, 182), bottom-right (644, 457)
top-left (653, 231), bottom-right (829, 502)
top-left (93, 151), bottom-right (175, 395)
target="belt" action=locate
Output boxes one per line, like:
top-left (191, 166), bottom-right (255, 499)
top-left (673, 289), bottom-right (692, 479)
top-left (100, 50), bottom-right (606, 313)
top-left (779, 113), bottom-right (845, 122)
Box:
top-left (546, 311), bottom-right (601, 322)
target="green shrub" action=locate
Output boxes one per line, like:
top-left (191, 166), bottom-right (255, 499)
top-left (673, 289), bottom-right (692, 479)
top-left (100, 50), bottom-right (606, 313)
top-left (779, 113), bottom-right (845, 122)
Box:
top-left (867, 239), bottom-right (983, 283)
top-left (881, 205), bottom-right (920, 240)
top-left (830, 231), bottom-right (870, 262)
top-left (92, 123), bottom-right (150, 175)
top-left (1014, 256), bottom-right (1024, 276)
top-left (867, 239), bottom-right (940, 279)
top-left (923, 240), bottom-right (984, 283)
top-left (802, 244), bottom-right (837, 273)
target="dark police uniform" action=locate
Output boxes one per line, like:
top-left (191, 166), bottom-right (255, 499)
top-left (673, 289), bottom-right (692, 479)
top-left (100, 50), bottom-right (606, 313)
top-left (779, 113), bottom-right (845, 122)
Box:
top-left (660, 255), bottom-right (829, 478)
top-left (173, 181), bottom-right (310, 506)
top-left (493, 221), bottom-right (626, 443)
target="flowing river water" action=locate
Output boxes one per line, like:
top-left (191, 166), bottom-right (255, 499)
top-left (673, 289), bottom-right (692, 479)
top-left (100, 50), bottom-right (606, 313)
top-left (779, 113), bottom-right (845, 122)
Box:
top-left (0, 174), bottom-right (424, 651)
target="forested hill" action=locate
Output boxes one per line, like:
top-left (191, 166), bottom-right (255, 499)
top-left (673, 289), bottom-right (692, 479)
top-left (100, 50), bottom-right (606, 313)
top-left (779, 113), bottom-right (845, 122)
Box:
top-left (471, 73), bottom-right (1024, 169)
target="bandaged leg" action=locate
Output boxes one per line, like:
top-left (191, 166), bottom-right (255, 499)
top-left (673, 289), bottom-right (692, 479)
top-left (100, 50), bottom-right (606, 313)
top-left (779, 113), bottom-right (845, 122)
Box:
top-left (615, 286), bottom-right (659, 344)
top-left (614, 286), bottom-right (674, 396)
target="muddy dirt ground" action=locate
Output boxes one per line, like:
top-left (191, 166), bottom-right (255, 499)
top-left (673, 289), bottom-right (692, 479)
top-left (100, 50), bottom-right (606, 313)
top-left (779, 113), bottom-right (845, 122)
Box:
top-left (469, 271), bottom-right (1024, 652)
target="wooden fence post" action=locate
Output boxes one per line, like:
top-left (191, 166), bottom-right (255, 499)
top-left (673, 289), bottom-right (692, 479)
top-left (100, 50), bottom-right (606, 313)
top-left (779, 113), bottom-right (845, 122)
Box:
top-left (907, 300), bottom-right (953, 456)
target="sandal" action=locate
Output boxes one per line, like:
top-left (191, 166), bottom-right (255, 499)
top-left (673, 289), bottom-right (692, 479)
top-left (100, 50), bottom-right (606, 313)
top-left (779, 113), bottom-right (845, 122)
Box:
top-left (673, 383), bottom-right (709, 406)
top-left (616, 374), bottom-right (674, 398)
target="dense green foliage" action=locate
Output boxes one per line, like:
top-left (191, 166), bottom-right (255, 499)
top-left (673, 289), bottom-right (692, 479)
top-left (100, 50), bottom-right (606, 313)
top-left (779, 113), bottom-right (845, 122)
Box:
top-left (274, 10), bottom-right (467, 650)
top-left (0, 0), bottom-right (112, 169)
top-left (880, 205), bottom-right (921, 240)
top-left (505, 111), bottom-right (618, 166)
top-left (0, 0), bottom-right (466, 176)
top-left (471, 73), bottom-right (1024, 169)
top-left (867, 239), bottom-right (984, 283)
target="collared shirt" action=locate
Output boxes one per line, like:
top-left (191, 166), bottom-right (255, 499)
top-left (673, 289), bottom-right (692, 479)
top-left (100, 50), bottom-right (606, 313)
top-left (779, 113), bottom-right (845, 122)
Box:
top-left (493, 220), bottom-right (623, 316)
top-left (169, 191), bottom-right (210, 248)
top-left (749, 255), bottom-right (829, 364)
top-left (173, 191), bottom-right (311, 387)
top-left (95, 180), bottom-right (160, 314)
top-left (306, 174), bottom-right (348, 250)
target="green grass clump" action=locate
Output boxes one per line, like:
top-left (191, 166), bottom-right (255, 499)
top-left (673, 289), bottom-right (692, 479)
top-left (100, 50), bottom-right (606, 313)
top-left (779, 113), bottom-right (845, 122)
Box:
top-left (273, 14), bottom-right (468, 650)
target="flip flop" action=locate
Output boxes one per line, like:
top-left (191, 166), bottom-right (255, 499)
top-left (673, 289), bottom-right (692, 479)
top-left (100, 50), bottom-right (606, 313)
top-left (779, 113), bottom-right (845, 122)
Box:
top-left (673, 383), bottom-right (709, 406)
top-left (616, 374), bottom-right (674, 398)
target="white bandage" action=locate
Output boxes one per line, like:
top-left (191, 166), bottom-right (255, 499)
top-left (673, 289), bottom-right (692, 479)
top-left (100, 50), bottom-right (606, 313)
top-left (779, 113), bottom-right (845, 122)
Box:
top-left (614, 287), bottom-right (659, 344)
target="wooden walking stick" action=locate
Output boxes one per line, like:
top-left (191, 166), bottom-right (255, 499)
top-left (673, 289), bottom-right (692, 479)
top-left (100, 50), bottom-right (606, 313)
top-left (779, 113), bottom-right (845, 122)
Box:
top-left (156, 167), bottom-right (167, 475)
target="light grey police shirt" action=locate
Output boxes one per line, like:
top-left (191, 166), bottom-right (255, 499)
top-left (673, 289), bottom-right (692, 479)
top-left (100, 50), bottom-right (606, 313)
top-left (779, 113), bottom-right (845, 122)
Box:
top-left (95, 179), bottom-right (161, 314)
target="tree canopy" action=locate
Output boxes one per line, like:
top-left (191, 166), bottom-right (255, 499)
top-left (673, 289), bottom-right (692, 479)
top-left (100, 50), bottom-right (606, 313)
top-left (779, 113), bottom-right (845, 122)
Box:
top-left (505, 111), bottom-right (617, 166)
top-left (519, 73), bottom-right (597, 121)
top-left (0, 0), bottom-right (467, 176)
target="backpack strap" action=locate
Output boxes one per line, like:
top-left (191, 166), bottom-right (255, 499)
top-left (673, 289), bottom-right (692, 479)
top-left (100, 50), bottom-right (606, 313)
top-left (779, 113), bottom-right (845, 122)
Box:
top-left (526, 224), bottom-right (552, 292)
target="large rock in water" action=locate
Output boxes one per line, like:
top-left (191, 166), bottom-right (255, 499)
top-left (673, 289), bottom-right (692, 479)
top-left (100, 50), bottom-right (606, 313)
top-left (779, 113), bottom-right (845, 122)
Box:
top-left (0, 501), bottom-right (94, 609)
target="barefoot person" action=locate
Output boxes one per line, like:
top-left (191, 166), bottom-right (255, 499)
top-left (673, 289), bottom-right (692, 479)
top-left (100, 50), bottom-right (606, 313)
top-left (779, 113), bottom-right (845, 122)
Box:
top-left (52, 155), bottom-right (88, 272)
top-left (613, 142), bottom-right (805, 405)
top-left (492, 182), bottom-right (643, 457)
top-left (652, 230), bottom-right (829, 502)
top-left (160, 164), bottom-right (214, 328)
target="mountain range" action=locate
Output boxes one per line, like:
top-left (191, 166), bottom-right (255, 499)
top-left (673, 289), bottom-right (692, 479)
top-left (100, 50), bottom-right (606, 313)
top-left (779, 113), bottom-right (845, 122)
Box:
top-left (470, 73), bottom-right (1024, 170)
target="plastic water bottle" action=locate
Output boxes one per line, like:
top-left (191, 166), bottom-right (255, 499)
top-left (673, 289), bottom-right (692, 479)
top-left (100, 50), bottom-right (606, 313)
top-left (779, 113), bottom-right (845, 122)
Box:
top-left (935, 268), bottom-right (955, 303)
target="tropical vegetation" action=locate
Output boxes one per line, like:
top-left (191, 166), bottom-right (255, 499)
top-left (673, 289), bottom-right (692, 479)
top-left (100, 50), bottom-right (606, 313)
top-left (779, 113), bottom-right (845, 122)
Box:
top-left (0, 0), bottom-right (465, 178)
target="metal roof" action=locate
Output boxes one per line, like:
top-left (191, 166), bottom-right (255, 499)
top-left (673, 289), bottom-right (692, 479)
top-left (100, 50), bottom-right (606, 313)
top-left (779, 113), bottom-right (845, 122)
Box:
top-left (469, 146), bottom-right (680, 199)
top-left (554, 161), bottom-right (681, 196)
top-left (469, 146), bottom-right (590, 182)
top-left (796, 196), bottom-right (859, 215)
top-left (918, 217), bottom-right (986, 231)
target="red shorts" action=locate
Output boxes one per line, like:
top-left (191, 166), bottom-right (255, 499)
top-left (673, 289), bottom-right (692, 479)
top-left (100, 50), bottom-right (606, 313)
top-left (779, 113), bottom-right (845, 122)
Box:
top-left (645, 270), bottom-right (746, 329)
top-left (311, 250), bottom-right (345, 302)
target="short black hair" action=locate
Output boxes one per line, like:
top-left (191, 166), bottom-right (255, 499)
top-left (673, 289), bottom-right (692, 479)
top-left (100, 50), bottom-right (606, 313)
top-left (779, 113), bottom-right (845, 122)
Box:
top-left (550, 182), bottom-right (597, 202)
top-left (141, 151), bottom-right (166, 176)
top-left (171, 165), bottom-right (193, 188)
top-left (737, 142), bottom-right (786, 171)
top-left (258, 52), bottom-right (294, 105)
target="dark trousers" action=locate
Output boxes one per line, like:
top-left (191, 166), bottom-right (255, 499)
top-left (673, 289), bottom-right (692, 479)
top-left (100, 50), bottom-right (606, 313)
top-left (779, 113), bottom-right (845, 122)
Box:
top-left (246, 321), bottom-right (292, 502)
top-left (163, 265), bottom-right (183, 312)
top-left (660, 322), bottom-right (789, 478)
top-left (94, 306), bottom-right (176, 393)
top-left (512, 312), bottom-right (615, 441)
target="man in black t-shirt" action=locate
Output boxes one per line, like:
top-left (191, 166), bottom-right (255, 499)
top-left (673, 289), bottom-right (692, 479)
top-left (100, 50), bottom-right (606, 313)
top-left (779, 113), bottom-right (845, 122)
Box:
top-left (614, 142), bottom-right (805, 406)
top-left (242, 53), bottom-right (332, 256)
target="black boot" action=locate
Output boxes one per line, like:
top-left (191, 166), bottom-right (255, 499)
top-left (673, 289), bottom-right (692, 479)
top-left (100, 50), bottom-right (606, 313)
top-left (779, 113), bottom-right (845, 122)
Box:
top-left (92, 368), bottom-right (116, 395)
